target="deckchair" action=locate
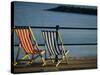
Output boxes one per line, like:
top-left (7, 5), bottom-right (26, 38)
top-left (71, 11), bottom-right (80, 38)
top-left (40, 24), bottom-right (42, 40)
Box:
top-left (41, 30), bottom-right (69, 67)
top-left (14, 26), bottom-right (46, 66)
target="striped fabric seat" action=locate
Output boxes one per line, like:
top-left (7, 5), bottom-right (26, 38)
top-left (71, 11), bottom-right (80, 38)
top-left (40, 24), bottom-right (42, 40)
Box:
top-left (15, 29), bottom-right (42, 54)
top-left (14, 27), bottom-right (46, 66)
top-left (42, 30), bottom-right (69, 67)
top-left (42, 31), bottom-right (63, 55)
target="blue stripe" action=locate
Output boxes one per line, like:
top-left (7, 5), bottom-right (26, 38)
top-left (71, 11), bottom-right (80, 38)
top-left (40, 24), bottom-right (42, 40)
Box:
top-left (53, 31), bottom-right (62, 55)
top-left (53, 32), bottom-right (59, 55)
top-left (58, 44), bottom-right (62, 55)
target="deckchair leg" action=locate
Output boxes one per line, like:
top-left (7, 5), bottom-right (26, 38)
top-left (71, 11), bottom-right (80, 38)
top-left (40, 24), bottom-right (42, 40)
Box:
top-left (41, 56), bottom-right (46, 66)
top-left (21, 54), bottom-right (31, 64)
top-left (56, 56), bottom-right (67, 67)
top-left (27, 55), bottom-right (31, 64)
top-left (30, 55), bottom-right (34, 64)
top-left (65, 51), bottom-right (69, 64)
top-left (56, 51), bottom-right (69, 67)
top-left (56, 55), bottom-right (65, 67)
top-left (65, 55), bottom-right (69, 64)
top-left (14, 44), bottom-right (21, 66)
top-left (56, 60), bottom-right (62, 67)
top-left (50, 55), bottom-right (54, 63)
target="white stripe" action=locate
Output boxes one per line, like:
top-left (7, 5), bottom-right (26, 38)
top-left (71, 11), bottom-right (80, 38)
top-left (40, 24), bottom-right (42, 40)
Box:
top-left (48, 32), bottom-right (55, 55)
top-left (44, 32), bottom-right (52, 55)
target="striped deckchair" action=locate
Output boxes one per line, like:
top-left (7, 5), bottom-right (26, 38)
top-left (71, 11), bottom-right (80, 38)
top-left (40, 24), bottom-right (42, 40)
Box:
top-left (14, 26), bottom-right (46, 66)
top-left (41, 30), bottom-right (69, 67)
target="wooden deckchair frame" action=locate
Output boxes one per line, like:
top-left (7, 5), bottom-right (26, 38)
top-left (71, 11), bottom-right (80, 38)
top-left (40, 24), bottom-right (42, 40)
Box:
top-left (14, 27), bottom-right (46, 66)
top-left (42, 31), bottom-right (69, 67)
top-left (56, 31), bottom-right (69, 67)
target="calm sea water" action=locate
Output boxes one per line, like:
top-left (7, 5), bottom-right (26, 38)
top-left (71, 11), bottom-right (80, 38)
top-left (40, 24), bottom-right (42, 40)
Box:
top-left (13, 2), bottom-right (97, 59)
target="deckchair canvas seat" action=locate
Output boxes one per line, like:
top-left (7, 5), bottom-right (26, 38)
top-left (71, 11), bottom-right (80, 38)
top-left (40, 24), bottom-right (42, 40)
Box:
top-left (42, 30), bottom-right (69, 67)
top-left (14, 27), bottom-right (46, 66)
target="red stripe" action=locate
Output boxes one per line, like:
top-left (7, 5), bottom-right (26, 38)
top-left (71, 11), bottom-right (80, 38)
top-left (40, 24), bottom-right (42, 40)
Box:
top-left (23, 29), bottom-right (33, 54)
top-left (16, 29), bottom-right (28, 53)
top-left (26, 29), bottom-right (34, 53)
top-left (16, 29), bottom-right (40, 54)
top-left (20, 29), bottom-right (30, 53)
top-left (21, 29), bottom-right (30, 53)
top-left (18, 29), bottom-right (29, 53)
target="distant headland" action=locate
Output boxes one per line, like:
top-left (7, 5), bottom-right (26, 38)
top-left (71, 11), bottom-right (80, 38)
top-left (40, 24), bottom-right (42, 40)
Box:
top-left (46, 5), bottom-right (97, 15)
